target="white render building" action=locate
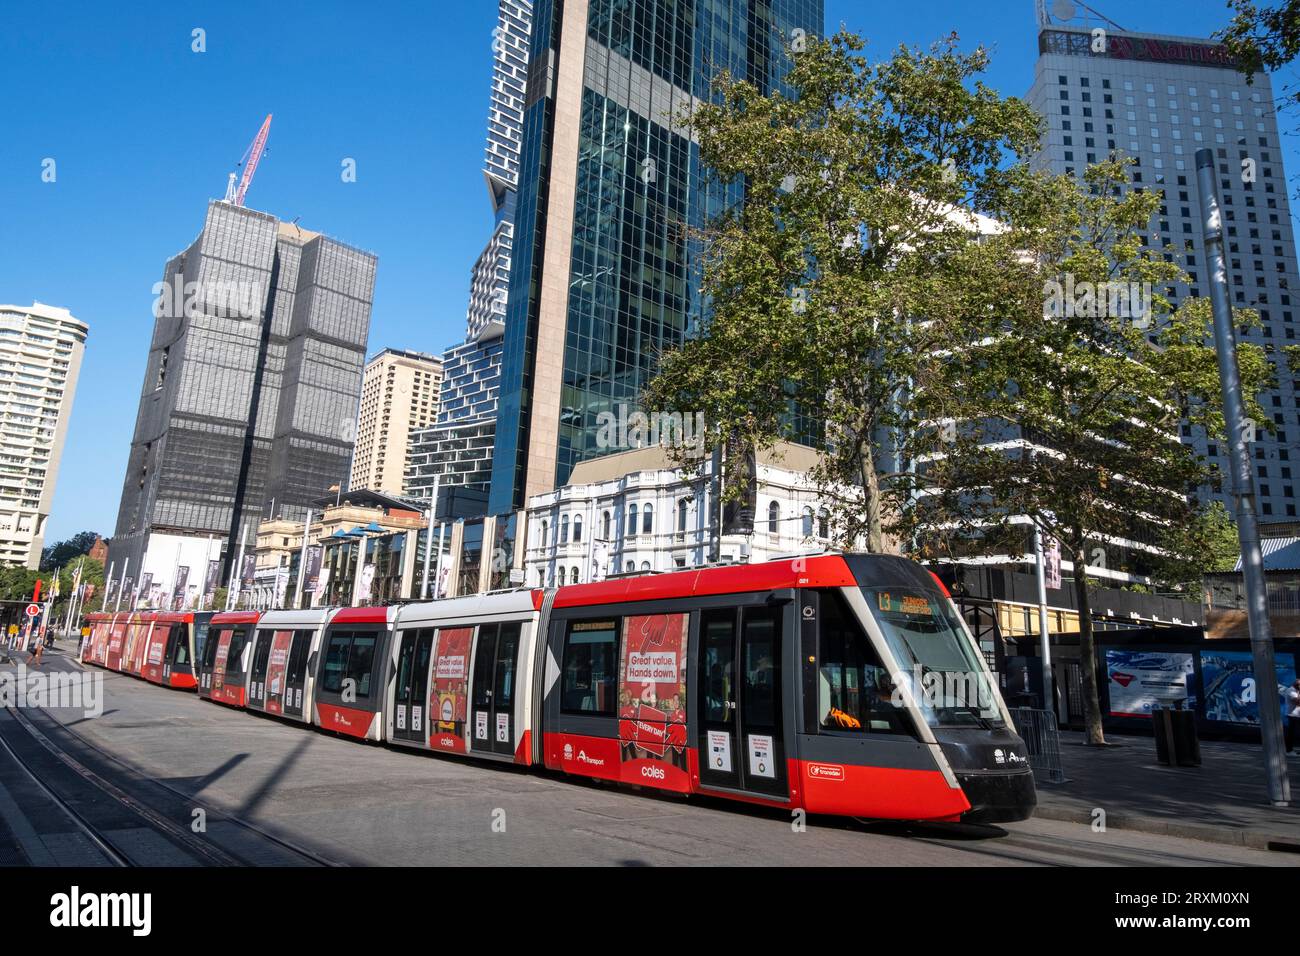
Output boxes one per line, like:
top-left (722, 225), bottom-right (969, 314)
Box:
top-left (523, 442), bottom-right (847, 588)
top-left (0, 302), bottom-right (88, 568)
top-left (1029, 2), bottom-right (1300, 523)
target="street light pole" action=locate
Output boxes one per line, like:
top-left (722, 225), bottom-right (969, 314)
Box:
top-left (1196, 147), bottom-right (1290, 807)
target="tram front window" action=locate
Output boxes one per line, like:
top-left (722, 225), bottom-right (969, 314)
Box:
top-left (862, 587), bottom-right (1003, 729)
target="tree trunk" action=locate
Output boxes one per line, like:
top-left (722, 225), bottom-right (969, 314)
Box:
top-left (1070, 543), bottom-right (1107, 745)
top-left (859, 437), bottom-right (883, 553)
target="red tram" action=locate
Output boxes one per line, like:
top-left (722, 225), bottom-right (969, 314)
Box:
top-left (191, 554), bottom-right (1035, 823)
top-left (81, 611), bottom-right (211, 689)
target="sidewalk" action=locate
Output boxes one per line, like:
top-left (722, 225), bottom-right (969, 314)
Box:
top-left (1033, 730), bottom-right (1300, 851)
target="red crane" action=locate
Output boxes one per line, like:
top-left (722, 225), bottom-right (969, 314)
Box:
top-left (223, 114), bottom-right (272, 207)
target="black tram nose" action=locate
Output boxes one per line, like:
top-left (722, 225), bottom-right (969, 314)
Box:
top-left (956, 769), bottom-right (1037, 823)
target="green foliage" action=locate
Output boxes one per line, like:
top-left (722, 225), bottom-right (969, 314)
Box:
top-left (40, 531), bottom-right (101, 572)
top-left (1217, 0), bottom-right (1300, 107)
top-left (646, 31), bottom-right (1046, 551)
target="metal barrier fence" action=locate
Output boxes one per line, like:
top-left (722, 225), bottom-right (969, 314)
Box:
top-left (1008, 707), bottom-right (1066, 784)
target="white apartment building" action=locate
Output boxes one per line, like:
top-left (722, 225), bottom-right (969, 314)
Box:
top-left (523, 442), bottom-right (847, 587)
top-left (0, 302), bottom-right (88, 568)
top-left (350, 348), bottom-right (443, 495)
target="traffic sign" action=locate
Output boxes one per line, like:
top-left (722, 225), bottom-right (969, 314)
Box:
top-left (25, 603), bottom-right (41, 618)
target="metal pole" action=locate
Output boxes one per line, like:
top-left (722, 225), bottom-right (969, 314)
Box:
top-left (114, 556), bottom-right (130, 613)
top-left (229, 525), bottom-right (248, 611)
top-left (1032, 525), bottom-right (1055, 716)
top-left (1196, 147), bottom-right (1290, 806)
top-left (99, 560), bottom-right (114, 621)
top-left (198, 534), bottom-right (213, 612)
top-left (295, 512), bottom-right (313, 610)
top-left (421, 474), bottom-right (440, 599)
top-left (434, 522), bottom-right (446, 599)
top-left (132, 551), bottom-right (148, 610)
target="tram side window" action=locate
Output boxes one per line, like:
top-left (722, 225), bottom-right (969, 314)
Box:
top-left (561, 620), bottom-right (618, 716)
top-left (818, 593), bottom-right (909, 734)
top-left (321, 630), bottom-right (378, 699)
top-left (203, 629), bottom-right (224, 668)
top-left (169, 627), bottom-right (188, 665)
top-left (225, 629), bottom-right (249, 676)
top-left (322, 632), bottom-right (351, 694)
top-left (345, 634), bottom-right (377, 699)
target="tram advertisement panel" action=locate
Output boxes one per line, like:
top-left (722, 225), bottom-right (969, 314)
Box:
top-left (1104, 649), bottom-right (1194, 717)
top-left (213, 629), bottom-right (234, 692)
top-left (264, 630), bottom-right (294, 715)
top-left (1200, 650), bottom-right (1296, 725)
top-left (430, 627), bottom-right (472, 753)
top-left (617, 613), bottom-right (689, 786)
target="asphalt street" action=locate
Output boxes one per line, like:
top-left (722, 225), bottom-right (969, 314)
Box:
top-left (2, 650), bottom-right (1295, 867)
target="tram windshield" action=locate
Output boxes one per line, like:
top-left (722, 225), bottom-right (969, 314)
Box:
top-left (861, 588), bottom-right (1003, 728)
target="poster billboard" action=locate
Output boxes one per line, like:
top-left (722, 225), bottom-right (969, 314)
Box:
top-left (618, 613), bottom-right (689, 773)
top-left (1104, 648), bottom-right (1195, 717)
top-left (430, 627), bottom-right (473, 753)
top-left (1200, 650), bottom-right (1297, 725)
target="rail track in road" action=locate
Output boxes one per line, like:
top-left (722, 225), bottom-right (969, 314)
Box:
top-left (0, 703), bottom-right (339, 867)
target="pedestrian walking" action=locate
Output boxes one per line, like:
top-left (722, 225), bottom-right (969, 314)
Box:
top-left (28, 635), bottom-right (44, 668)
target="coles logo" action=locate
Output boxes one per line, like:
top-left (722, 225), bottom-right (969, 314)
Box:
top-left (439, 736), bottom-right (457, 749)
top-left (640, 764), bottom-right (666, 781)
top-left (806, 763), bottom-right (845, 781)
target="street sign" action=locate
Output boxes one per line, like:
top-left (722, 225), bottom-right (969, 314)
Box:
top-left (7, 625), bottom-right (16, 636)
top-left (25, 603), bottom-right (41, 618)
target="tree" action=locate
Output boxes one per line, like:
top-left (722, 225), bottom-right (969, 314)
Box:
top-left (911, 159), bottom-right (1274, 744)
top-left (1218, 0), bottom-right (1300, 107)
top-left (644, 32), bottom-right (1046, 551)
top-left (40, 531), bottom-right (102, 572)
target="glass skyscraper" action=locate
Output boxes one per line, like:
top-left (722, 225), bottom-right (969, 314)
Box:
top-left (488, 0), bottom-right (824, 515)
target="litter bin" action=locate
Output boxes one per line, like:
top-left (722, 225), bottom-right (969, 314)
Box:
top-left (1153, 704), bottom-right (1201, 767)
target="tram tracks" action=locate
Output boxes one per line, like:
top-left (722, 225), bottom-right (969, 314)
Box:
top-left (0, 703), bottom-right (340, 867)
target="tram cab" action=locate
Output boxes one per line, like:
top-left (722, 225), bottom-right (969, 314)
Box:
top-left (540, 554), bottom-right (1036, 823)
top-left (244, 609), bottom-right (334, 723)
top-left (197, 612), bottom-right (261, 707)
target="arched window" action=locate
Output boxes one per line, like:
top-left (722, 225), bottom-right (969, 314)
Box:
top-left (642, 503), bottom-right (653, 534)
top-left (560, 514), bottom-right (570, 544)
top-left (768, 501), bottom-right (780, 534)
top-left (557, 566), bottom-right (566, 586)
top-left (572, 566), bottom-right (580, 584)
top-left (677, 499), bottom-right (688, 532)
top-left (640, 561), bottom-right (651, 572)
top-left (626, 561), bottom-right (635, 573)
top-left (818, 508), bottom-right (830, 539)
top-left (627, 503), bottom-right (638, 536)
top-left (573, 514), bottom-right (583, 543)
top-left (602, 511), bottom-right (611, 540)
top-left (802, 506), bottom-right (814, 537)
top-left (541, 519), bottom-right (549, 546)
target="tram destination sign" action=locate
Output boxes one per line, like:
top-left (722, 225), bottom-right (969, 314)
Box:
top-left (1039, 29), bottom-right (1239, 70)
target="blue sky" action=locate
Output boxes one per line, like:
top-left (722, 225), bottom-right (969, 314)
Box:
top-left (0, 0), bottom-right (1288, 546)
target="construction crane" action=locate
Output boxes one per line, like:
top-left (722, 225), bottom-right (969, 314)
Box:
top-left (223, 114), bottom-right (272, 207)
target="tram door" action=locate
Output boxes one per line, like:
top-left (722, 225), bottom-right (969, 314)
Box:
top-left (470, 623), bottom-right (521, 756)
top-left (393, 629), bottom-right (434, 742)
top-left (248, 632), bottom-right (273, 707)
top-left (282, 631), bottom-right (312, 718)
top-left (697, 607), bottom-right (786, 797)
